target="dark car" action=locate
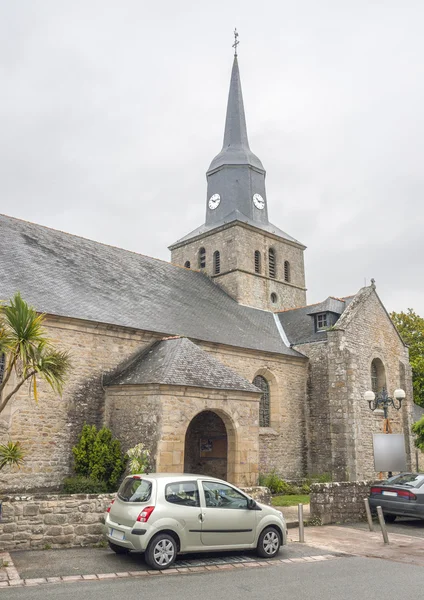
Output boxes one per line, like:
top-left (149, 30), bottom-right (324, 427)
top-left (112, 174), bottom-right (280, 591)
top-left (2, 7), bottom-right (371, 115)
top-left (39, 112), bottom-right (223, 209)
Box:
top-left (368, 473), bottom-right (424, 522)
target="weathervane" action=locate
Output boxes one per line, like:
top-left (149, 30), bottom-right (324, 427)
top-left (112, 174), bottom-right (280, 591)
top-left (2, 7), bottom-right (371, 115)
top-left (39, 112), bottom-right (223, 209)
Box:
top-left (232, 28), bottom-right (239, 57)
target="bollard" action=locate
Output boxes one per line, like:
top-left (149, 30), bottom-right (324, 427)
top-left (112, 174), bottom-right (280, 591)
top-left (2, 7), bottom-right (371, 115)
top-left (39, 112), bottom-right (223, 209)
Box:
top-left (376, 506), bottom-right (389, 544)
top-left (298, 503), bottom-right (305, 543)
top-left (364, 498), bottom-right (374, 532)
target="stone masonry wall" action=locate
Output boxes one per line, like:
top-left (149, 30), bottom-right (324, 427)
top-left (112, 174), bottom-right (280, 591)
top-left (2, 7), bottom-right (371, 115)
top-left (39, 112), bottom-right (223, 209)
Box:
top-left (198, 342), bottom-right (308, 480)
top-left (0, 494), bottom-right (114, 551)
top-left (0, 317), bottom-right (160, 492)
top-left (310, 481), bottom-right (373, 525)
top-left (171, 223), bottom-right (306, 311)
top-left (293, 341), bottom-right (331, 477)
top-left (0, 487), bottom-right (271, 552)
top-left (328, 289), bottom-right (415, 480)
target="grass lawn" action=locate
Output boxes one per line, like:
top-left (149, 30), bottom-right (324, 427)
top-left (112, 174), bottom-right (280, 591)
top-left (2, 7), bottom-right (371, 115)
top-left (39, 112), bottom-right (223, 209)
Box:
top-left (271, 494), bottom-right (310, 507)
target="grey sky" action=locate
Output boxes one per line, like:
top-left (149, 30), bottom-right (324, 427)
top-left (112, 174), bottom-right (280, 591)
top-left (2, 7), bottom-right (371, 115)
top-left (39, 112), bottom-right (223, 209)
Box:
top-left (1, 0), bottom-right (423, 315)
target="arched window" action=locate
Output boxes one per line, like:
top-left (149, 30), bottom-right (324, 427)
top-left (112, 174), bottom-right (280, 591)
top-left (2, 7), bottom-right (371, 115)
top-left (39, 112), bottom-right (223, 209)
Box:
top-left (184, 261), bottom-right (191, 269)
top-left (198, 247), bottom-right (206, 269)
top-left (213, 251), bottom-right (220, 274)
top-left (254, 250), bottom-right (261, 274)
top-left (270, 293), bottom-right (277, 304)
top-left (371, 358), bottom-right (386, 393)
top-left (0, 353), bottom-right (5, 385)
top-left (253, 375), bottom-right (270, 427)
top-left (268, 248), bottom-right (276, 279)
top-left (284, 260), bottom-right (291, 282)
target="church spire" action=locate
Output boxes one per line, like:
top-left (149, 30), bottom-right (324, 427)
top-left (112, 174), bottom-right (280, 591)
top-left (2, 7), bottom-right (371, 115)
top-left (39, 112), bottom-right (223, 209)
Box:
top-left (208, 40), bottom-right (264, 173)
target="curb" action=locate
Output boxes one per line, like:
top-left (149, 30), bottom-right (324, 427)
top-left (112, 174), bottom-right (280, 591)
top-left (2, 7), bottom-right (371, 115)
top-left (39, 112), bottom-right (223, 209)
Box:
top-left (0, 553), bottom-right (346, 588)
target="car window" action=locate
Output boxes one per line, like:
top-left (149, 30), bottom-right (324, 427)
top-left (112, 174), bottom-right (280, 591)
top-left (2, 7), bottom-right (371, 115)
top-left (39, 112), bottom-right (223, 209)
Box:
top-left (118, 478), bottom-right (152, 502)
top-left (386, 474), bottom-right (424, 488)
top-left (202, 481), bottom-right (248, 509)
top-left (165, 481), bottom-right (200, 507)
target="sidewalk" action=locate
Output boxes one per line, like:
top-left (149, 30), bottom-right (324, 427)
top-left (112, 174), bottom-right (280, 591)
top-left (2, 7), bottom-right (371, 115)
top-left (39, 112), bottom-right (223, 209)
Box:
top-left (288, 524), bottom-right (424, 567)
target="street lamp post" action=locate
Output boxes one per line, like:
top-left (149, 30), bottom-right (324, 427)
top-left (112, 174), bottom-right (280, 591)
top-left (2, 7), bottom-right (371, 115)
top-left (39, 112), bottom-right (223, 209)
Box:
top-left (363, 387), bottom-right (406, 477)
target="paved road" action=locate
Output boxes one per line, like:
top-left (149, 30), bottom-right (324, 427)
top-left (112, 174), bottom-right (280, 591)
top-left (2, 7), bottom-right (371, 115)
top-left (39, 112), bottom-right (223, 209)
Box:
top-left (11, 542), bottom-right (335, 580)
top-left (345, 517), bottom-right (424, 538)
top-left (2, 556), bottom-right (423, 600)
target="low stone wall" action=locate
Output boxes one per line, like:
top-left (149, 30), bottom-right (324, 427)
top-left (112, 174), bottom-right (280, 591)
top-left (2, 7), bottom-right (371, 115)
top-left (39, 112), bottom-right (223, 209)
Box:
top-left (0, 494), bottom-right (114, 551)
top-left (0, 486), bottom-right (270, 552)
top-left (310, 481), bottom-right (373, 525)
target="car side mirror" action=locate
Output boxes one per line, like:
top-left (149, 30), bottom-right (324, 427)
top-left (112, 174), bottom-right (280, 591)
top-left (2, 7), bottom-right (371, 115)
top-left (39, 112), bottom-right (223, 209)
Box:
top-left (247, 498), bottom-right (257, 510)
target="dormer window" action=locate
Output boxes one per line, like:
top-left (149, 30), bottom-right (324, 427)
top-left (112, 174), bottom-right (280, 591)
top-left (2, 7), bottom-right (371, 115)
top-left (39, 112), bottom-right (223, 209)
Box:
top-left (316, 313), bottom-right (328, 331)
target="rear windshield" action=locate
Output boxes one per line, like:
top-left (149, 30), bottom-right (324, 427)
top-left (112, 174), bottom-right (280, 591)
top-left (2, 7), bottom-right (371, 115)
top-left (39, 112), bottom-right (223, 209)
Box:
top-left (385, 474), bottom-right (424, 488)
top-left (118, 478), bottom-right (152, 502)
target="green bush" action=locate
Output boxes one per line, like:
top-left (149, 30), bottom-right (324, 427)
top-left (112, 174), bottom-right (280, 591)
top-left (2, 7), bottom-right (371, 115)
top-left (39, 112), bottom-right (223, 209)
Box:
top-left (63, 476), bottom-right (109, 494)
top-left (259, 471), bottom-right (301, 495)
top-left (71, 423), bottom-right (127, 491)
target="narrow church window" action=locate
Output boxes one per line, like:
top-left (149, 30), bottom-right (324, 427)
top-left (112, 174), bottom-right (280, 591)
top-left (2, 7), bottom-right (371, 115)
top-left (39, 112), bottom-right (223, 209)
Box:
top-left (213, 251), bottom-right (221, 274)
top-left (268, 248), bottom-right (276, 278)
top-left (254, 250), bottom-right (261, 273)
top-left (198, 247), bottom-right (206, 269)
top-left (0, 353), bottom-right (5, 384)
top-left (184, 261), bottom-right (191, 269)
top-left (371, 358), bottom-right (386, 393)
top-left (270, 293), bottom-right (277, 304)
top-left (284, 260), bottom-right (291, 282)
top-left (253, 375), bottom-right (270, 427)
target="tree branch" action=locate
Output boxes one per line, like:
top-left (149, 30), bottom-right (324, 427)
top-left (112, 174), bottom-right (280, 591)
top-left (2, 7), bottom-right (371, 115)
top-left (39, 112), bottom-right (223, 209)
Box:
top-left (0, 370), bottom-right (36, 416)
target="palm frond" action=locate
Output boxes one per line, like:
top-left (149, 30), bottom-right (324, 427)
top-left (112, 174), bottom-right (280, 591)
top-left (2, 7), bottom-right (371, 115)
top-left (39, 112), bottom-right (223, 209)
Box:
top-left (0, 441), bottom-right (25, 471)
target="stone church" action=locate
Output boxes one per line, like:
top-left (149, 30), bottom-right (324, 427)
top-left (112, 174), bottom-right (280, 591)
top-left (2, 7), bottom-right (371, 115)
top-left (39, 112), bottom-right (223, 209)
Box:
top-left (0, 55), bottom-right (417, 493)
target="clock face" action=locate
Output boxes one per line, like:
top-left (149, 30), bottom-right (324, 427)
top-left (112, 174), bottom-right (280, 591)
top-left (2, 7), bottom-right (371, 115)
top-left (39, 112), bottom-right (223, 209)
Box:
top-left (253, 193), bottom-right (265, 210)
top-left (208, 193), bottom-right (221, 210)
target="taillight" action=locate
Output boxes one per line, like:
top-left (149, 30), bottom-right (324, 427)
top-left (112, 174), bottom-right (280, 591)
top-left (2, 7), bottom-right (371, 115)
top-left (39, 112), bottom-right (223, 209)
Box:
top-left (106, 499), bottom-right (115, 513)
top-left (397, 490), bottom-right (417, 500)
top-left (370, 487), bottom-right (382, 495)
top-left (136, 506), bottom-right (155, 522)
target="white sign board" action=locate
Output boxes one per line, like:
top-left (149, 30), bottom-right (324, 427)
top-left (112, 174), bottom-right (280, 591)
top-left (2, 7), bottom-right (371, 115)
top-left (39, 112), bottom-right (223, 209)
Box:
top-left (373, 434), bottom-right (407, 472)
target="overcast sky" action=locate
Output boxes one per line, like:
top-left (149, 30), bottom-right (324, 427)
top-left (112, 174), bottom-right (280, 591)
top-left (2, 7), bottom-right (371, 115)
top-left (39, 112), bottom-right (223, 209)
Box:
top-left (1, 1), bottom-right (423, 315)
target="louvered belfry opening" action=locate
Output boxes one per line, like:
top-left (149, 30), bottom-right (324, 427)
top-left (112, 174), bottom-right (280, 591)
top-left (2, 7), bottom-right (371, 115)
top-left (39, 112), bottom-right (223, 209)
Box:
top-left (253, 375), bottom-right (270, 427)
top-left (254, 250), bottom-right (261, 273)
top-left (198, 247), bottom-right (206, 269)
top-left (268, 248), bottom-right (276, 278)
top-left (284, 260), bottom-right (290, 282)
top-left (213, 250), bottom-right (221, 274)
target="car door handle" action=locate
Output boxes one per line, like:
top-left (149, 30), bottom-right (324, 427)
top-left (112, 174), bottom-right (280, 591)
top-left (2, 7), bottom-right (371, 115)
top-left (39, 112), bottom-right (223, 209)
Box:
top-left (199, 513), bottom-right (205, 522)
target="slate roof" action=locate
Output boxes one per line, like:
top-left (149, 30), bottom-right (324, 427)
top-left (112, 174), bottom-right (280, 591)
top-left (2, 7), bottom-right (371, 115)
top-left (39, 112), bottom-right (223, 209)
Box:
top-left (169, 211), bottom-right (303, 249)
top-left (0, 214), bottom-right (302, 357)
top-left (277, 296), bottom-right (354, 346)
top-left (105, 337), bottom-right (261, 393)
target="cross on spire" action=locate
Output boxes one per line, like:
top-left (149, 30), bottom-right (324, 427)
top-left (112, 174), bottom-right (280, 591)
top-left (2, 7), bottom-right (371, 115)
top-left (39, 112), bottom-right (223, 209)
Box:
top-left (232, 28), bottom-right (239, 56)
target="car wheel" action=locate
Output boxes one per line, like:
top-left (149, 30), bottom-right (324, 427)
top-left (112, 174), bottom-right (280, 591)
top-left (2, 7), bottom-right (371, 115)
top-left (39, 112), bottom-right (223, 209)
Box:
top-left (256, 526), bottom-right (281, 558)
top-left (383, 513), bottom-right (397, 523)
top-left (108, 541), bottom-right (130, 554)
top-left (145, 533), bottom-right (177, 570)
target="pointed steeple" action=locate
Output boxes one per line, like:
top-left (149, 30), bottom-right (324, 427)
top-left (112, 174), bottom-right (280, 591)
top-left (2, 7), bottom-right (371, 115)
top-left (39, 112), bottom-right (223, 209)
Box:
top-left (208, 56), bottom-right (264, 172)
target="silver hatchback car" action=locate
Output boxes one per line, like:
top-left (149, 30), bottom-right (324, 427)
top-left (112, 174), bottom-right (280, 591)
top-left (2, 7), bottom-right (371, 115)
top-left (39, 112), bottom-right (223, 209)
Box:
top-left (104, 473), bottom-right (287, 570)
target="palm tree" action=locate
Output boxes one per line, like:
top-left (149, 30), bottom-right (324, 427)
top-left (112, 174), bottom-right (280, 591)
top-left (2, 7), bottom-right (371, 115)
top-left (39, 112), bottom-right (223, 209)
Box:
top-left (0, 441), bottom-right (25, 471)
top-left (0, 292), bottom-right (71, 416)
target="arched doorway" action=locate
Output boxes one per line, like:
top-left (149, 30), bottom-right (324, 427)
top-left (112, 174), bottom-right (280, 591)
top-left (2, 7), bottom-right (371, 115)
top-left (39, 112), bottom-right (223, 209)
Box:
top-left (184, 411), bottom-right (228, 480)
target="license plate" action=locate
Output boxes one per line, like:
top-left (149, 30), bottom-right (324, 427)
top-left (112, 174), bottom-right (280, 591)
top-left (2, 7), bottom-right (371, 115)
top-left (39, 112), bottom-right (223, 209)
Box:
top-left (110, 528), bottom-right (125, 541)
top-left (382, 491), bottom-right (397, 497)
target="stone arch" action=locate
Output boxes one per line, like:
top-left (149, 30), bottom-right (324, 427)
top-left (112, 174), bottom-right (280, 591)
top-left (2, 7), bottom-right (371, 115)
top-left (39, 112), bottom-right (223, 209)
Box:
top-left (370, 357), bottom-right (386, 393)
top-left (183, 409), bottom-right (237, 483)
top-left (252, 367), bottom-right (280, 429)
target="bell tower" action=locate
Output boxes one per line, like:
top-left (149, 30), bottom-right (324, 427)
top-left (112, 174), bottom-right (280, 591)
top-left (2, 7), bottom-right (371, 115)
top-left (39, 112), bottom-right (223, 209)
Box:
top-left (169, 36), bottom-right (307, 312)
